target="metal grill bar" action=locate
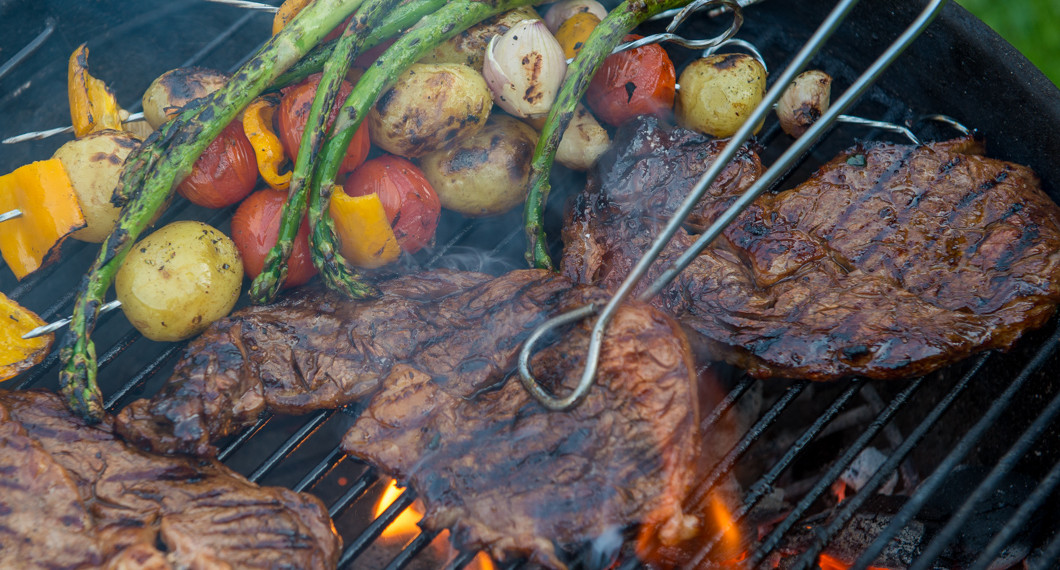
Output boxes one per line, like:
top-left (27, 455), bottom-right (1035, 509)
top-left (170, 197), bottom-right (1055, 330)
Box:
top-left (969, 456), bottom-right (1060, 570)
top-left (443, 550), bottom-right (477, 570)
top-left (217, 416), bottom-right (271, 461)
top-left (104, 343), bottom-right (186, 409)
top-left (339, 486), bottom-right (417, 567)
top-left (295, 447), bottom-right (347, 492)
top-left (329, 468), bottom-right (378, 520)
top-left (0, 17), bottom-right (54, 81)
top-left (750, 373), bottom-right (928, 566)
top-left (248, 409), bottom-right (335, 483)
top-left (687, 380), bottom-right (811, 508)
top-left (383, 528), bottom-right (442, 570)
top-left (686, 381), bottom-right (863, 566)
top-left (852, 325), bottom-right (1060, 569)
top-left (785, 353), bottom-right (990, 570)
top-left (1030, 526), bottom-right (1060, 570)
top-left (909, 345), bottom-right (1060, 570)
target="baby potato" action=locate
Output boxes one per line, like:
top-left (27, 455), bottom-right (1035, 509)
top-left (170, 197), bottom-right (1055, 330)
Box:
top-left (367, 63), bottom-right (493, 158)
top-left (676, 53), bottom-right (767, 138)
top-left (418, 115), bottom-right (538, 217)
top-left (52, 130), bottom-right (141, 243)
top-left (116, 221), bottom-right (243, 342)
top-left (419, 6), bottom-right (541, 69)
top-left (142, 67), bottom-right (229, 128)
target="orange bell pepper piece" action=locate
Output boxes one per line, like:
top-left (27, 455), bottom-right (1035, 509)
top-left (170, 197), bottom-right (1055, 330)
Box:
top-left (329, 187), bottom-right (401, 269)
top-left (273, 0), bottom-right (313, 35)
top-left (0, 292), bottom-right (54, 382)
top-left (243, 97), bottom-right (292, 190)
top-left (68, 44), bottom-right (125, 138)
top-left (0, 159), bottom-right (86, 280)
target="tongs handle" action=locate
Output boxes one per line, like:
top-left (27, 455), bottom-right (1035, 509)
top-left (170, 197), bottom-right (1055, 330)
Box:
top-left (519, 0), bottom-right (952, 411)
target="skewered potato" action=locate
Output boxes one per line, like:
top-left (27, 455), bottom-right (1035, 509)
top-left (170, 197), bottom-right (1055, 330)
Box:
top-left (116, 221), bottom-right (243, 342)
top-left (142, 67), bottom-right (229, 128)
top-left (418, 114), bottom-right (538, 216)
top-left (367, 63), bottom-right (493, 158)
top-left (777, 70), bottom-right (833, 138)
top-left (675, 53), bottom-right (767, 137)
top-left (52, 130), bottom-right (141, 243)
top-left (419, 6), bottom-right (541, 70)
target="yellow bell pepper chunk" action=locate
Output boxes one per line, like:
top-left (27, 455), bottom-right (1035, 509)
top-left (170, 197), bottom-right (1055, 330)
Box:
top-left (68, 44), bottom-right (125, 138)
top-left (243, 97), bottom-right (292, 190)
top-left (329, 187), bottom-right (401, 269)
top-left (555, 12), bottom-right (601, 59)
top-left (0, 159), bottom-right (86, 280)
top-left (0, 292), bottom-right (53, 382)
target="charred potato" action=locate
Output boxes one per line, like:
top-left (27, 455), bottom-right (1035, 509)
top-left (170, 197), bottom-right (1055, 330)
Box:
top-left (676, 54), bottom-right (767, 138)
top-left (419, 115), bottom-right (538, 216)
top-left (52, 130), bottom-right (141, 243)
top-left (368, 63), bottom-right (493, 158)
top-left (419, 6), bottom-right (541, 69)
top-left (142, 67), bottom-right (229, 128)
top-left (116, 221), bottom-right (243, 342)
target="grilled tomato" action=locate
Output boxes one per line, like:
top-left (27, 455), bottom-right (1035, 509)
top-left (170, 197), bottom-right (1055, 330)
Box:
top-left (277, 74), bottom-right (370, 176)
top-left (231, 188), bottom-right (317, 288)
top-left (586, 34), bottom-right (676, 127)
top-left (342, 155), bottom-right (440, 253)
top-left (176, 121), bottom-right (258, 209)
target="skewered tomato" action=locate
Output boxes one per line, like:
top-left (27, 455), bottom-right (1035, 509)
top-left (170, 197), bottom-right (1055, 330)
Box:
top-left (176, 121), bottom-right (258, 208)
top-left (342, 155), bottom-right (440, 253)
top-left (277, 74), bottom-right (370, 176)
top-left (586, 34), bottom-right (676, 127)
top-left (231, 189), bottom-right (317, 288)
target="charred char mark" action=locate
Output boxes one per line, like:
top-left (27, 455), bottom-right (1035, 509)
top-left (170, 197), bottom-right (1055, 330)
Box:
top-left (994, 226), bottom-right (1040, 272)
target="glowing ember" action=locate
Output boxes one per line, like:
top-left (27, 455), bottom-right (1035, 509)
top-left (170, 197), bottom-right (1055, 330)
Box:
top-left (818, 553), bottom-right (888, 570)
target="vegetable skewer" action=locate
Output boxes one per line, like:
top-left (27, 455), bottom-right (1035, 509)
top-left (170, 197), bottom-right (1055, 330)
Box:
top-left (249, 0), bottom-right (387, 303)
top-left (57, 0), bottom-right (369, 422)
top-left (523, 0), bottom-right (736, 269)
top-left (307, 0), bottom-right (547, 292)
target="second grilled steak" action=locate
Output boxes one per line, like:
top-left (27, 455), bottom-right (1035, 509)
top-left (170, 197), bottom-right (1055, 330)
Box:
top-left (562, 117), bottom-right (1060, 379)
top-left (0, 390), bottom-right (340, 569)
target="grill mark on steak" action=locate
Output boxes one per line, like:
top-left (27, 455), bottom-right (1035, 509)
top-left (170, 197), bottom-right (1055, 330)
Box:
top-left (0, 390), bottom-right (340, 569)
top-left (561, 116), bottom-right (1060, 380)
top-left (114, 269), bottom-right (702, 567)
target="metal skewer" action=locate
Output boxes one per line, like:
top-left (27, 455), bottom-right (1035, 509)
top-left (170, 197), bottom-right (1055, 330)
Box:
top-left (0, 209), bottom-right (22, 223)
top-left (2, 111), bottom-right (146, 144)
top-left (202, 0), bottom-right (279, 11)
top-left (518, 0), bottom-right (953, 411)
top-left (21, 300), bottom-right (123, 339)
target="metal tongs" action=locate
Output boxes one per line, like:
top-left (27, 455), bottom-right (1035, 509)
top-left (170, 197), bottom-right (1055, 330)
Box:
top-left (518, 0), bottom-right (953, 411)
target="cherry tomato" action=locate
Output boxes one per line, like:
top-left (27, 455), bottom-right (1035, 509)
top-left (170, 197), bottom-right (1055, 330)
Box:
top-left (230, 188), bottom-right (317, 288)
top-left (177, 121), bottom-right (258, 208)
top-left (586, 35), bottom-right (676, 127)
top-left (277, 74), bottom-right (370, 176)
top-left (343, 155), bottom-right (440, 254)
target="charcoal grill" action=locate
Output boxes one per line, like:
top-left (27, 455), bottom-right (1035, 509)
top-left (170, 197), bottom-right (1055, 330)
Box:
top-left (3, 0), bottom-right (1060, 568)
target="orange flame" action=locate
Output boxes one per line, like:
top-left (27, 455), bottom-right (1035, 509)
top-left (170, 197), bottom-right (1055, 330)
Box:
top-left (372, 480), bottom-right (424, 540)
top-left (709, 493), bottom-right (744, 564)
top-left (372, 479), bottom-right (495, 570)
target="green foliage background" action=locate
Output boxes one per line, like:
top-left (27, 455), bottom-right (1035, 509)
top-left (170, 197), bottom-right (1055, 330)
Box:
top-left (958, 0), bottom-right (1060, 85)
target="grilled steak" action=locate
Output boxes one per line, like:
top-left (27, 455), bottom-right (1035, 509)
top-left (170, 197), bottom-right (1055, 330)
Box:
top-left (116, 269), bottom-right (567, 456)
top-left (341, 286), bottom-right (700, 568)
top-left (0, 389), bottom-right (340, 569)
top-left (562, 116), bottom-right (1060, 379)
top-left (115, 269), bottom-right (702, 567)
